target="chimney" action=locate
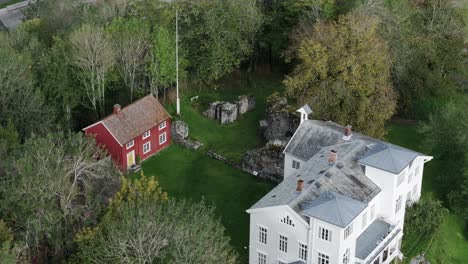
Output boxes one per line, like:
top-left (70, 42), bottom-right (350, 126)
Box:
top-left (113, 104), bottom-right (121, 114)
top-left (328, 150), bottom-right (337, 164)
top-left (296, 179), bottom-right (304, 192)
top-left (342, 125), bottom-right (352, 141)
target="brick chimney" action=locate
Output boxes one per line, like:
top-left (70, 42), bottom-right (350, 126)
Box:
top-left (343, 125), bottom-right (352, 141)
top-left (296, 179), bottom-right (304, 192)
top-left (328, 150), bottom-right (337, 164)
top-left (113, 104), bottom-right (121, 114)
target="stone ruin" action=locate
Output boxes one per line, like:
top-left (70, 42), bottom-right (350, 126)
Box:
top-left (203, 95), bottom-right (255, 124)
top-left (171, 120), bottom-right (203, 150)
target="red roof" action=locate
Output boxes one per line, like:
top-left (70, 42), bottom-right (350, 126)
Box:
top-left (85, 94), bottom-right (171, 145)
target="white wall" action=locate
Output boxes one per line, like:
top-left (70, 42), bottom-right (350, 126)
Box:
top-left (284, 153), bottom-right (305, 179)
top-left (249, 206), bottom-right (309, 264)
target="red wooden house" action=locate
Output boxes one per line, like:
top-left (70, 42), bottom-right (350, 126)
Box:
top-left (83, 94), bottom-right (171, 170)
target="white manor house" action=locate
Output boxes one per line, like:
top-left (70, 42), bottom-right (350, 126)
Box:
top-left (247, 105), bottom-right (432, 264)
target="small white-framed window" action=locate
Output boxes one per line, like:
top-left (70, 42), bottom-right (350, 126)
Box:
top-left (279, 235), bottom-right (288, 252)
top-left (280, 215), bottom-right (295, 227)
top-left (292, 160), bottom-right (300, 169)
top-left (318, 252), bottom-right (330, 264)
top-left (343, 248), bottom-right (351, 264)
top-left (344, 223), bottom-right (353, 240)
top-left (159, 120), bottom-right (167, 130)
top-left (126, 140), bottom-right (134, 149)
top-left (318, 227), bottom-right (332, 242)
top-left (362, 212), bottom-right (368, 229)
top-left (370, 204), bottom-right (376, 220)
top-left (142, 130), bottom-right (151, 139)
top-left (299, 243), bottom-right (307, 261)
top-left (395, 195), bottom-right (402, 213)
top-left (143, 142), bottom-right (151, 154)
top-left (258, 252), bottom-right (267, 264)
top-left (258, 226), bottom-right (267, 244)
top-left (159, 132), bottom-right (167, 145)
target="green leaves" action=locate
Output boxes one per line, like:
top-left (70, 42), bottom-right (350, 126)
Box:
top-left (284, 12), bottom-right (396, 137)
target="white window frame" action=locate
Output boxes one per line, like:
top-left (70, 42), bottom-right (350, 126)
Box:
top-left (298, 243), bottom-right (307, 261)
top-left (395, 195), bottom-right (402, 213)
top-left (159, 132), bottom-right (167, 145)
top-left (319, 226), bottom-right (332, 242)
top-left (292, 160), bottom-right (300, 169)
top-left (343, 248), bottom-right (351, 264)
top-left (318, 252), bottom-right (330, 264)
top-left (279, 234), bottom-right (288, 252)
top-left (370, 204), bottom-right (375, 220)
top-left (258, 251), bottom-right (267, 264)
top-left (344, 223), bottom-right (353, 240)
top-left (362, 212), bottom-right (368, 229)
top-left (142, 130), bottom-right (151, 139)
top-left (159, 120), bottom-right (167, 130)
top-left (126, 140), bottom-right (134, 149)
top-left (143, 142), bottom-right (151, 154)
top-left (258, 226), bottom-right (267, 245)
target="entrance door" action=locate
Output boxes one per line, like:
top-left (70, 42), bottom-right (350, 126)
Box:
top-left (127, 150), bottom-right (135, 168)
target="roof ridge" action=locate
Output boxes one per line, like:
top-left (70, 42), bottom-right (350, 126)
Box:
top-left (332, 193), bottom-right (346, 227)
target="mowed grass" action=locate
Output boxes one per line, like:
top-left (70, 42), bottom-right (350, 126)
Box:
top-left (167, 73), bottom-right (284, 162)
top-left (138, 144), bottom-right (275, 262)
top-left (386, 121), bottom-right (468, 264)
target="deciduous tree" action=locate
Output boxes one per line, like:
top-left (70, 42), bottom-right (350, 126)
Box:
top-left (284, 11), bottom-right (396, 137)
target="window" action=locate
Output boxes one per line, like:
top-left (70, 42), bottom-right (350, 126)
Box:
top-left (142, 130), bottom-right (150, 139)
top-left (258, 252), bottom-right (266, 264)
top-left (258, 226), bottom-right (267, 244)
top-left (407, 191), bottom-right (412, 202)
top-left (362, 212), bottom-right (368, 229)
top-left (319, 227), bottom-right (332, 242)
top-left (126, 140), bottom-right (134, 149)
top-left (292, 160), bottom-right (300, 169)
top-left (159, 132), bottom-right (167, 144)
top-left (397, 171), bottom-right (405, 186)
top-left (159, 121), bottom-right (166, 130)
top-left (279, 235), bottom-right (287, 252)
top-left (343, 248), bottom-right (351, 264)
top-left (415, 164), bottom-right (420, 176)
top-left (299, 243), bottom-right (307, 261)
top-left (143, 142), bottom-right (151, 154)
top-left (395, 195), bottom-right (402, 213)
top-left (408, 172), bottom-right (413, 183)
top-left (318, 252), bottom-right (330, 264)
top-left (344, 223), bottom-right (353, 239)
top-left (370, 204), bottom-right (375, 220)
top-left (280, 215), bottom-right (295, 227)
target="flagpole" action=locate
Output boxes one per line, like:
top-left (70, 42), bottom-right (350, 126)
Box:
top-left (176, 9), bottom-right (180, 115)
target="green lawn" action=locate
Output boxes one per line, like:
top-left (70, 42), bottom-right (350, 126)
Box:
top-left (167, 73), bottom-right (284, 162)
top-left (386, 122), bottom-right (468, 264)
top-left (0, 0), bottom-right (23, 9)
top-left (137, 144), bottom-right (274, 262)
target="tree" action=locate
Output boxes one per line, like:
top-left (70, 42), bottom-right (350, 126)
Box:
top-left (0, 33), bottom-right (54, 140)
top-left (36, 36), bottom-right (81, 128)
top-left (146, 25), bottom-right (179, 99)
top-left (383, 0), bottom-right (465, 116)
top-left (70, 24), bottom-right (115, 118)
top-left (175, 0), bottom-right (262, 86)
top-left (107, 18), bottom-right (150, 102)
top-left (422, 98), bottom-right (468, 219)
top-left (284, 11), bottom-right (396, 137)
top-left (76, 172), bottom-right (238, 263)
top-left (0, 133), bottom-right (120, 260)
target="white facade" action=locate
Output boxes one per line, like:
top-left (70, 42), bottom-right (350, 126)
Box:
top-left (247, 119), bottom-right (432, 264)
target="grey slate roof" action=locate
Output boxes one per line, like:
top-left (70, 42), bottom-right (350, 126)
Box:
top-left (355, 219), bottom-right (400, 261)
top-left (251, 141), bottom-right (381, 216)
top-left (250, 119), bottom-right (428, 228)
top-left (302, 191), bottom-right (367, 228)
top-left (358, 142), bottom-right (420, 174)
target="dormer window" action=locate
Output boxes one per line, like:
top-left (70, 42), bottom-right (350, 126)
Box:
top-left (292, 160), bottom-right (300, 169)
top-left (142, 130), bottom-right (150, 139)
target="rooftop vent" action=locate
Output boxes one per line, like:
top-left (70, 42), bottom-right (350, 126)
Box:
top-left (113, 104), bottom-right (121, 114)
top-left (297, 179), bottom-right (304, 192)
top-left (336, 162), bottom-right (344, 169)
top-left (328, 149), bottom-right (337, 164)
top-left (342, 125), bottom-right (352, 141)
